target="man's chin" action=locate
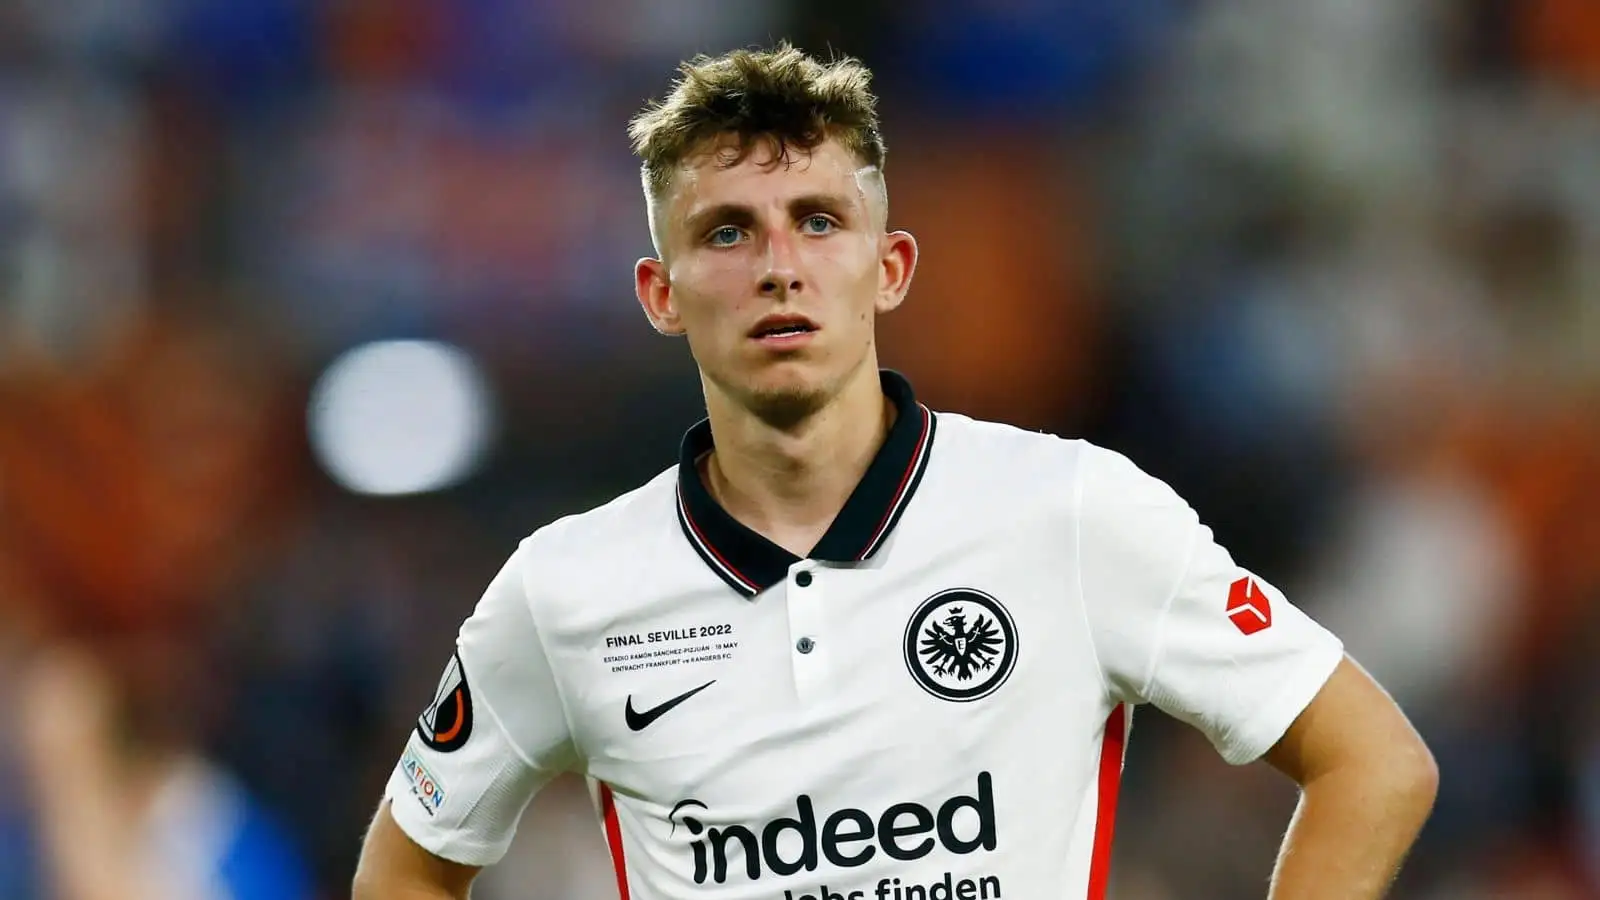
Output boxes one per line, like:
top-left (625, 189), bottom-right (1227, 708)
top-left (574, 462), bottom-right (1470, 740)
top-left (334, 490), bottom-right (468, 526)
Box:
top-left (745, 382), bottom-right (828, 430)
top-left (703, 355), bottom-right (853, 428)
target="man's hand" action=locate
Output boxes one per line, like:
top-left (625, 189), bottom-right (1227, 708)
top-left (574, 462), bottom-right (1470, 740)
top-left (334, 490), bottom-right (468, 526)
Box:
top-left (1261, 656), bottom-right (1439, 899)
top-left (353, 801), bottom-right (482, 900)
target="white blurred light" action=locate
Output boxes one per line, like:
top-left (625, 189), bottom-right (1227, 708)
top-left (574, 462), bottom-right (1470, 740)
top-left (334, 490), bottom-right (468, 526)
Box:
top-left (308, 340), bottom-right (494, 497)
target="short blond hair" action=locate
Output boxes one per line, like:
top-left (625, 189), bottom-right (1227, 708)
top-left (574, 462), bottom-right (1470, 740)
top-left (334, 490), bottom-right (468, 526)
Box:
top-left (628, 42), bottom-right (886, 203)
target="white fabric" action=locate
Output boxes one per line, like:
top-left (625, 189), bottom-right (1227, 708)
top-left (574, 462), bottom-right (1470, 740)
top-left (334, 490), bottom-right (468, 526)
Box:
top-left (383, 414), bottom-right (1344, 898)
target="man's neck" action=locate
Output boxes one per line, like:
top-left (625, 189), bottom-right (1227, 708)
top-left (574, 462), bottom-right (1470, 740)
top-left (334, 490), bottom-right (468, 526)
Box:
top-left (701, 365), bottom-right (894, 558)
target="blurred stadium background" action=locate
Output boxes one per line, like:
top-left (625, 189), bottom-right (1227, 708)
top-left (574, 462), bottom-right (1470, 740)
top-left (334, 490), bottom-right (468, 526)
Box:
top-left (1, 1), bottom-right (1597, 898)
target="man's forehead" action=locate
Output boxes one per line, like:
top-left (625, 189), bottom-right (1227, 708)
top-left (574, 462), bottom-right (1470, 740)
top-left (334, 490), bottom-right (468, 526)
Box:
top-left (670, 139), bottom-right (874, 211)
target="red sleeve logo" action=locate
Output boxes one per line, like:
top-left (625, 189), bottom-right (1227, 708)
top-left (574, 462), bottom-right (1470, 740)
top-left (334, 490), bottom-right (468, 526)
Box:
top-left (1226, 576), bottom-right (1272, 635)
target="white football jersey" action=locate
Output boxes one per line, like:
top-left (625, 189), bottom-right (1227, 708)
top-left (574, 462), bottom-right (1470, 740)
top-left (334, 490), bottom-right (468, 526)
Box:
top-left (385, 371), bottom-right (1344, 900)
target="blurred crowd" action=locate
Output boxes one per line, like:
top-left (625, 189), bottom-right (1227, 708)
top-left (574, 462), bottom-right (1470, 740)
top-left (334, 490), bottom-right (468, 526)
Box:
top-left (1, 1), bottom-right (1597, 898)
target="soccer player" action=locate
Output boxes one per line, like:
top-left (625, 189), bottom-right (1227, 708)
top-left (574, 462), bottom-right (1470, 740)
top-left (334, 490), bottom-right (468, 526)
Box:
top-left (353, 43), bottom-right (1437, 900)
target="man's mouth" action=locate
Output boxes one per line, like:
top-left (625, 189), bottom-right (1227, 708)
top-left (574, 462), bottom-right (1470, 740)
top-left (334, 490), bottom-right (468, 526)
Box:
top-left (749, 315), bottom-right (819, 339)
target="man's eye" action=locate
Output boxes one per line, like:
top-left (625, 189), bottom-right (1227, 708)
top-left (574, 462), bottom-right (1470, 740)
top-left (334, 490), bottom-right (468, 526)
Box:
top-left (802, 215), bottom-right (835, 234)
top-left (708, 226), bottom-right (743, 246)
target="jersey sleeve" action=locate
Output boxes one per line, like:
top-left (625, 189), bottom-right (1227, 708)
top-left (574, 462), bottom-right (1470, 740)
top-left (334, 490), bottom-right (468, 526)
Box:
top-left (1075, 445), bottom-right (1345, 765)
top-left (383, 542), bottom-right (580, 865)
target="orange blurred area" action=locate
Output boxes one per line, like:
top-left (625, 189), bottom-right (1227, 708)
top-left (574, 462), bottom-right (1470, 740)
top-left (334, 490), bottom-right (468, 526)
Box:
top-left (880, 130), bottom-right (1101, 430)
top-left (0, 315), bottom-right (299, 635)
top-left (1521, 0), bottom-right (1600, 89)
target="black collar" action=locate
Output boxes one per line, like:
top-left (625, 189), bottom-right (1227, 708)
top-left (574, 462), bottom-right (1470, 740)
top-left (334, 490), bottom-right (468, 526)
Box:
top-left (675, 370), bottom-right (938, 596)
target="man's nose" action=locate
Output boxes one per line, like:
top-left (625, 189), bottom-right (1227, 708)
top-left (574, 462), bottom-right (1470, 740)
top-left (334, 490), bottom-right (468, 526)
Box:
top-left (759, 231), bottom-right (803, 297)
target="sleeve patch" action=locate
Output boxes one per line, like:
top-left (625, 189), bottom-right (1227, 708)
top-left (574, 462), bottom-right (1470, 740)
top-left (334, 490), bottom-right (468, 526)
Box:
top-left (417, 652), bottom-right (475, 753)
top-left (1225, 576), bottom-right (1273, 636)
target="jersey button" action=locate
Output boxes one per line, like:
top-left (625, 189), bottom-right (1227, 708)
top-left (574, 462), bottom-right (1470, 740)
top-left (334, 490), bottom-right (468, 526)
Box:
top-left (795, 570), bottom-right (813, 587)
top-left (796, 636), bottom-right (816, 654)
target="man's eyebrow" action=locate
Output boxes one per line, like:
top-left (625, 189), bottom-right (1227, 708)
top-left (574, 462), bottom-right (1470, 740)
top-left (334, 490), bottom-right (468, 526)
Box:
top-left (788, 193), bottom-right (854, 217)
top-left (682, 203), bottom-right (755, 237)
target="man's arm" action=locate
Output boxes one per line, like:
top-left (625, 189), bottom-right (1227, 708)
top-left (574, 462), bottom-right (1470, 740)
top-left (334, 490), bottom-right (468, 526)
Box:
top-left (358, 542), bottom-right (580, 896)
top-left (1074, 444), bottom-right (1435, 896)
top-left (1261, 657), bottom-right (1438, 899)
top-left (353, 801), bottom-right (481, 900)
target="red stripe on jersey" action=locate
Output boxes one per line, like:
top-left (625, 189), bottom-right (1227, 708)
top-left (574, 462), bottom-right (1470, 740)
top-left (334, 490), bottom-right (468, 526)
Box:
top-left (1086, 704), bottom-right (1128, 899)
top-left (860, 406), bottom-right (930, 557)
top-left (600, 783), bottom-right (630, 900)
top-left (678, 486), bottom-right (759, 593)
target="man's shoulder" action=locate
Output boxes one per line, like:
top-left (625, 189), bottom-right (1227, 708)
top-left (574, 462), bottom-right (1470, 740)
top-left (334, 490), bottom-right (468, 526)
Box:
top-left (929, 411), bottom-right (1167, 509)
top-left (930, 409), bottom-right (1094, 475)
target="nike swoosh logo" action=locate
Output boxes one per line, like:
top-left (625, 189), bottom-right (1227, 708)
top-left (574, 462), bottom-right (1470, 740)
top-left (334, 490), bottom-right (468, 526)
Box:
top-left (625, 680), bottom-right (716, 732)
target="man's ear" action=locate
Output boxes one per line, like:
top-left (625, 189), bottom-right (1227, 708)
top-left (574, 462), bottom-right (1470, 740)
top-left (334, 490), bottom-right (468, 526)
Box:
top-left (874, 230), bottom-right (918, 314)
top-left (635, 257), bottom-right (684, 336)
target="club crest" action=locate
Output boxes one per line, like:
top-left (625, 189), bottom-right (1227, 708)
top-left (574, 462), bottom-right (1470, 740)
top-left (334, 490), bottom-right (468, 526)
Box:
top-left (903, 589), bottom-right (1018, 702)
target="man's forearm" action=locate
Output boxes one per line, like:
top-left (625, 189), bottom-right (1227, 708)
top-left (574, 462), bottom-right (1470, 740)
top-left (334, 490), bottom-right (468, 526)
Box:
top-left (352, 802), bottom-right (480, 900)
top-left (351, 875), bottom-right (466, 900)
top-left (1268, 761), bottom-right (1438, 899)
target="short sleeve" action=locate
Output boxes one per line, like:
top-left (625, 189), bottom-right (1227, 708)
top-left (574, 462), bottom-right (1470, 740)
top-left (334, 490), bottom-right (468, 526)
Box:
top-left (1076, 445), bottom-right (1344, 765)
top-left (383, 543), bottom-right (579, 865)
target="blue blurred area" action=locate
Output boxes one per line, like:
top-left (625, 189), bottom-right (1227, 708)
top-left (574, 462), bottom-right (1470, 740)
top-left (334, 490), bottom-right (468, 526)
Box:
top-left (171, 0), bottom-right (321, 104)
top-left (884, 0), bottom-right (1182, 120)
top-left (1, 1), bottom-right (1597, 898)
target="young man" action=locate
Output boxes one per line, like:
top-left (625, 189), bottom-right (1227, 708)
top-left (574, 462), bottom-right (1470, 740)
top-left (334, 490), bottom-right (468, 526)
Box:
top-left (353, 43), bottom-right (1437, 900)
